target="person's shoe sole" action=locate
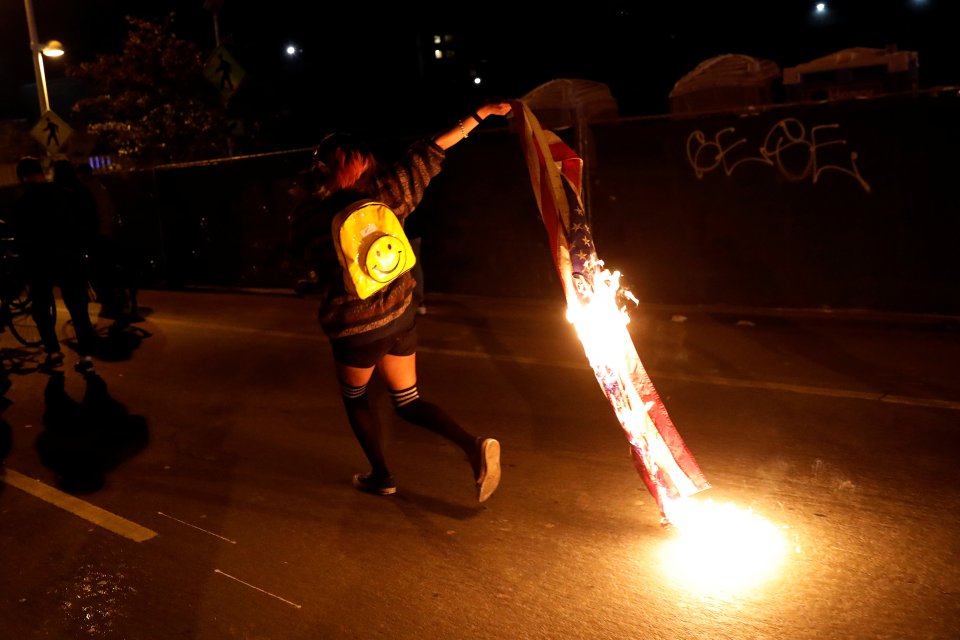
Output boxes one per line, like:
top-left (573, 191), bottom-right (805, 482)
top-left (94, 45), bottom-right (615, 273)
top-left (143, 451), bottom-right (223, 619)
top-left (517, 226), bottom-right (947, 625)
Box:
top-left (476, 438), bottom-right (501, 503)
top-left (352, 473), bottom-right (397, 496)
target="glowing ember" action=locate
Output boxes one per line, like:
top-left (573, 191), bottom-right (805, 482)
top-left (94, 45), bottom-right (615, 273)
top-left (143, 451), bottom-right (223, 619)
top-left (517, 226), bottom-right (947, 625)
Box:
top-left (660, 497), bottom-right (788, 595)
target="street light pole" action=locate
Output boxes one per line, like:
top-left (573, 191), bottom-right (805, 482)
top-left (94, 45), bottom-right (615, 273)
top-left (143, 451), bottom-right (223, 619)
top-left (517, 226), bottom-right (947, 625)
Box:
top-left (203, 0), bottom-right (223, 47)
top-left (23, 0), bottom-right (50, 116)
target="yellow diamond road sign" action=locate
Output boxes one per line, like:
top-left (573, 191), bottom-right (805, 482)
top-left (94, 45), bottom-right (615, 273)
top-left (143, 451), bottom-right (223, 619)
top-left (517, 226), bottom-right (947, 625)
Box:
top-left (205, 46), bottom-right (245, 103)
top-left (31, 109), bottom-right (73, 154)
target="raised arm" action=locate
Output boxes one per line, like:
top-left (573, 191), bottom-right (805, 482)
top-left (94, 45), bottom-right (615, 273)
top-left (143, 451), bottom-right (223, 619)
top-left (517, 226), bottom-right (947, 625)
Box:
top-left (431, 102), bottom-right (513, 151)
top-left (372, 102), bottom-right (514, 218)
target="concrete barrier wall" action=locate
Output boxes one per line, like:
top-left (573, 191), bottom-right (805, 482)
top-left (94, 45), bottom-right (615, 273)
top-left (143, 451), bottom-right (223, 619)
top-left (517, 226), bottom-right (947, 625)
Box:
top-left (416, 91), bottom-right (960, 314)
top-left (586, 92), bottom-right (960, 314)
top-left (1, 91), bottom-right (956, 314)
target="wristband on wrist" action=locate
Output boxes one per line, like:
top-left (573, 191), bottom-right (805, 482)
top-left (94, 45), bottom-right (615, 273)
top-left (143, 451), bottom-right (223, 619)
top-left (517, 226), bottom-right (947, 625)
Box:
top-left (471, 110), bottom-right (484, 124)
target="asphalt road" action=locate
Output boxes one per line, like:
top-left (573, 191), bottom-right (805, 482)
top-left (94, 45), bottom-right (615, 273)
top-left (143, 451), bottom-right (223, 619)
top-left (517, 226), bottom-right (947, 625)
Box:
top-left (1, 289), bottom-right (958, 639)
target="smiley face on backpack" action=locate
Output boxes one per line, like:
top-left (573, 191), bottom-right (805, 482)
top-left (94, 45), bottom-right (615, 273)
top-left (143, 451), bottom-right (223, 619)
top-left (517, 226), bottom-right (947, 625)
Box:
top-left (333, 200), bottom-right (417, 299)
top-left (364, 234), bottom-right (407, 282)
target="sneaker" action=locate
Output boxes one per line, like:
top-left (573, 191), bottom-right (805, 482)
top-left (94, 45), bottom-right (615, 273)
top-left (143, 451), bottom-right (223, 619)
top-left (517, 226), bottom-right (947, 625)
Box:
top-left (43, 351), bottom-right (65, 369)
top-left (475, 438), bottom-right (501, 503)
top-left (74, 356), bottom-right (95, 373)
top-left (352, 472), bottom-right (397, 496)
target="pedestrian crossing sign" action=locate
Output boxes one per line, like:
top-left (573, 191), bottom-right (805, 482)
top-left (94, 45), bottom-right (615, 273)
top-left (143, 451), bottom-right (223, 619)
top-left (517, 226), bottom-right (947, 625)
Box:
top-left (205, 46), bottom-right (246, 103)
top-left (31, 109), bottom-right (73, 154)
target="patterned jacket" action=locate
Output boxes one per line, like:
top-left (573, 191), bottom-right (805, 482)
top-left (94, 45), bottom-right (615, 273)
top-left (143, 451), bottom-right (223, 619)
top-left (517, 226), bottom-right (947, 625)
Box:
top-left (291, 138), bottom-right (445, 342)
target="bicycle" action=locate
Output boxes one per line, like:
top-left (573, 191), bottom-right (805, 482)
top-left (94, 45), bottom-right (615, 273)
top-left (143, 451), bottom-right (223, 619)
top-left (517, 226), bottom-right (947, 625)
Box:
top-left (0, 237), bottom-right (53, 348)
top-left (0, 229), bottom-right (141, 349)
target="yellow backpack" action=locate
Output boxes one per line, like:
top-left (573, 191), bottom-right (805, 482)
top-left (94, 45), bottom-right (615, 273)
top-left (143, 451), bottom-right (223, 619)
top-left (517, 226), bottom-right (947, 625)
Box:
top-left (331, 199), bottom-right (417, 300)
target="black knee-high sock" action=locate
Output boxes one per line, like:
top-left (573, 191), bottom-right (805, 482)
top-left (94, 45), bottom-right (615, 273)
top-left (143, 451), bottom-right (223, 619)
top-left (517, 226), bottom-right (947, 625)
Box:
top-left (341, 383), bottom-right (391, 478)
top-left (390, 385), bottom-right (477, 455)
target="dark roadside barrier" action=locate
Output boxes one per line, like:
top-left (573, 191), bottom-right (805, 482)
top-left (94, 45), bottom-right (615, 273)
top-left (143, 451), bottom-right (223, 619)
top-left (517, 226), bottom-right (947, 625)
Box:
top-left (420, 90), bottom-right (960, 315)
top-left (1, 90), bottom-right (957, 315)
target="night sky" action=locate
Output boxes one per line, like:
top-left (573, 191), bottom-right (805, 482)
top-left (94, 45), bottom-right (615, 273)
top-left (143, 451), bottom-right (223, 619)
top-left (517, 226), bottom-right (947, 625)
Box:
top-left (2, 1), bottom-right (957, 137)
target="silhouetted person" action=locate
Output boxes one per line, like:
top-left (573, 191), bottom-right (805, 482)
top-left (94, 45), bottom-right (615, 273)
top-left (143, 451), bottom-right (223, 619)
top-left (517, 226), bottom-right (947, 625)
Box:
top-left (76, 162), bottom-right (117, 239)
top-left (52, 160), bottom-right (99, 240)
top-left (76, 162), bottom-right (135, 322)
top-left (12, 157), bottom-right (99, 372)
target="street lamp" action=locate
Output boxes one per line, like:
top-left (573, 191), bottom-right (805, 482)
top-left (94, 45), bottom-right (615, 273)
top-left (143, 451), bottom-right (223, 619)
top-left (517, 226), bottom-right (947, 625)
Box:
top-left (43, 40), bottom-right (64, 57)
top-left (23, 0), bottom-right (65, 116)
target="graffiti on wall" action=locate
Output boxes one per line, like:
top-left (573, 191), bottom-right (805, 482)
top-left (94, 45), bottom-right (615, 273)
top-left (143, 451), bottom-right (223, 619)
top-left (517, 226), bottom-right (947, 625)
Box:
top-left (686, 118), bottom-right (871, 193)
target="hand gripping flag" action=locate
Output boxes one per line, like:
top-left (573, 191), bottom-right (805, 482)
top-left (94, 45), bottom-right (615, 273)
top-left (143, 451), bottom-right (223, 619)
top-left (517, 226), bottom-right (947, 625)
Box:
top-left (511, 100), bottom-right (710, 520)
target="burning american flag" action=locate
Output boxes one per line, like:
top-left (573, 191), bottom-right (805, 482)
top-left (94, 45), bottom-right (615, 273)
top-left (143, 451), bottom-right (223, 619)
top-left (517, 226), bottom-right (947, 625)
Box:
top-left (510, 100), bottom-right (711, 522)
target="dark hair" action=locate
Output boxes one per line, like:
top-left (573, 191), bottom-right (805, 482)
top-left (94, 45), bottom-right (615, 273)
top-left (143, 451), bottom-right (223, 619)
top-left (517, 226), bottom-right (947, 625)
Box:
top-left (15, 156), bottom-right (43, 181)
top-left (312, 132), bottom-right (369, 164)
top-left (52, 159), bottom-right (77, 185)
top-left (312, 133), bottom-right (375, 192)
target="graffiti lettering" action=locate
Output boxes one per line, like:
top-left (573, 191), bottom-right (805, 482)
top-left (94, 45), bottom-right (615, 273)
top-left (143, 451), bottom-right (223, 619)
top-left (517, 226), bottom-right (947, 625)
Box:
top-left (686, 118), bottom-right (871, 193)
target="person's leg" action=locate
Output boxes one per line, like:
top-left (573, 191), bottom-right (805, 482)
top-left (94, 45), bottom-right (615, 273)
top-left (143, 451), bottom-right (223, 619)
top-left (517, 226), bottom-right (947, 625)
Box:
top-left (378, 352), bottom-right (501, 502)
top-left (28, 281), bottom-right (60, 355)
top-left (335, 360), bottom-right (395, 490)
top-left (58, 274), bottom-right (98, 358)
top-left (378, 353), bottom-right (477, 454)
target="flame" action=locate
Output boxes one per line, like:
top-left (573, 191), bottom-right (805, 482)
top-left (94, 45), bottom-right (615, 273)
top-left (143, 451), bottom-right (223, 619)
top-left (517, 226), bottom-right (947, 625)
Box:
top-left (564, 264), bottom-right (692, 498)
top-left (565, 265), bottom-right (661, 466)
top-left (564, 264), bottom-right (788, 595)
top-left (659, 497), bottom-right (788, 595)
top-left (564, 264), bottom-right (633, 366)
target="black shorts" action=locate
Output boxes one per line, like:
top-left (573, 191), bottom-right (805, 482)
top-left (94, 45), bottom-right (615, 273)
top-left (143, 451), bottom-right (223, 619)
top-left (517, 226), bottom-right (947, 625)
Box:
top-left (330, 322), bottom-right (418, 368)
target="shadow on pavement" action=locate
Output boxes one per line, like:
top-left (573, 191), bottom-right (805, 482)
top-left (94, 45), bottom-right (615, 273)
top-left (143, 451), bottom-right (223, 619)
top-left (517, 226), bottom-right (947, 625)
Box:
top-left (35, 371), bottom-right (149, 494)
top-left (62, 313), bottom-right (153, 364)
top-left (392, 490), bottom-right (484, 521)
top-left (1, 359), bottom-right (15, 495)
top-left (97, 322), bottom-right (153, 362)
top-left (1, 345), bottom-right (49, 375)
top-left (0, 395), bottom-right (10, 468)
top-left (0, 394), bottom-right (9, 504)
